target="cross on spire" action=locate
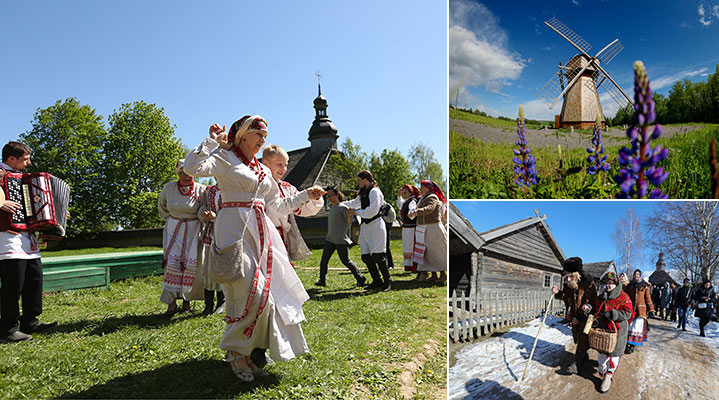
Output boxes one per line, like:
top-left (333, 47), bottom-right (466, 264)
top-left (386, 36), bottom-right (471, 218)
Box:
top-left (316, 70), bottom-right (322, 95)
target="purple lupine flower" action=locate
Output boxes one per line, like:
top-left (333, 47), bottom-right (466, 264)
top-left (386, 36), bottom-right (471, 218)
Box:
top-left (613, 61), bottom-right (669, 199)
top-left (586, 114), bottom-right (610, 175)
top-left (513, 105), bottom-right (539, 187)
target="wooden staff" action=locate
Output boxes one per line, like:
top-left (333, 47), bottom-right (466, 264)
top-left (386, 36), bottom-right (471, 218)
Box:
top-left (522, 292), bottom-right (554, 380)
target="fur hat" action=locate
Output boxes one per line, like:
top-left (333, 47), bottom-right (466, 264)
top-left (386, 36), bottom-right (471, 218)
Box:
top-left (562, 257), bottom-right (583, 273)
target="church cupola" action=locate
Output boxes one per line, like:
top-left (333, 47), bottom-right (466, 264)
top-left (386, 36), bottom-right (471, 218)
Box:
top-left (308, 73), bottom-right (338, 156)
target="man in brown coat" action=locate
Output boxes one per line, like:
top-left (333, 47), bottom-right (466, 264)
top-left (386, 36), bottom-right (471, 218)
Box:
top-left (552, 257), bottom-right (598, 374)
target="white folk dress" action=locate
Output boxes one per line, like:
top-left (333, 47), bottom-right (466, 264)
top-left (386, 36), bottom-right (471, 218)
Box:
top-left (341, 187), bottom-right (386, 255)
top-left (158, 181), bottom-right (206, 304)
top-left (268, 180), bottom-right (323, 259)
top-left (184, 137), bottom-right (311, 361)
top-left (197, 185), bottom-right (222, 292)
top-left (397, 195), bottom-right (417, 270)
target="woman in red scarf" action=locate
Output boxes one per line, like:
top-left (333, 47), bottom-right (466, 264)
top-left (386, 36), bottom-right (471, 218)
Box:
top-left (409, 180), bottom-right (447, 282)
top-left (184, 115), bottom-right (324, 382)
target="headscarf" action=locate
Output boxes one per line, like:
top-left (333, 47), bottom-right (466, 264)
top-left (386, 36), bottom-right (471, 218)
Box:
top-left (175, 159), bottom-right (185, 175)
top-left (601, 271), bottom-right (619, 285)
top-left (420, 180), bottom-right (446, 203)
top-left (402, 184), bottom-right (420, 198)
top-left (227, 115), bottom-right (268, 146)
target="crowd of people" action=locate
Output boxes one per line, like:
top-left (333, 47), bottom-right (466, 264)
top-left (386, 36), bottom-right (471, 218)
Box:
top-left (553, 257), bottom-right (718, 393)
top-left (1, 122), bottom-right (448, 385)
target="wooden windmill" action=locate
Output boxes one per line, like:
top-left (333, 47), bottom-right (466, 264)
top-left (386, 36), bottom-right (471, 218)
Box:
top-left (537, 17), bottom-right (633, 129)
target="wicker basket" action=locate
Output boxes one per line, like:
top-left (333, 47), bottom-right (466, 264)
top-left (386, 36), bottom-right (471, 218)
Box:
top-left (588, 327), bottom-right (617, 354)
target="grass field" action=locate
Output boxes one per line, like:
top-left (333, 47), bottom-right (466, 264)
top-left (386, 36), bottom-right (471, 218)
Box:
top-left (450, 107), bottom-right (552, 130)
top-left (0, 240), bottom-right (446, 399)
top-left (449, 123), bottom-right (719, 199)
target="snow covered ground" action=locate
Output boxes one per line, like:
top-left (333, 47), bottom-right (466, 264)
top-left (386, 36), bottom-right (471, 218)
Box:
top-left (449, 313), bottom-right (719, 400)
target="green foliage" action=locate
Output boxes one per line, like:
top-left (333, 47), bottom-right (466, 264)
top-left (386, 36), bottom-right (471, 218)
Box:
top-left (369, 149), bottom-right (416, 204)
top-left (0, 241), bottom-right (445, 399)
top-left (408, 142), bottom-right (447, 193)
top-left (449, 126), bottom-right (719, 199)
top-left (20, 98), bottom-right (114, 236)
top-left (450, 107), bottom-right (552, 130)
top-left (328, 138), bottom-right (369, 195)
top-left (102, 101), bottom-right (185, 229)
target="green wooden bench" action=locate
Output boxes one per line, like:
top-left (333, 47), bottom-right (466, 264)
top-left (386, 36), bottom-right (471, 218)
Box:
top-left (41, 250), bottom-right (164, 292)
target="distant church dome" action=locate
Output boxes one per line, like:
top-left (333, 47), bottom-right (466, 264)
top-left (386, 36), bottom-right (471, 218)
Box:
top-left (308, 81), bottom-right (338, 155)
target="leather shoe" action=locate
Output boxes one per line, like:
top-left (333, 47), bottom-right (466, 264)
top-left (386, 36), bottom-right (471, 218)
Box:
top-left (356, 276), bottom-right (366, 287)
top-left (21, 322), bottom-right (57, 334)
top-left (1, 331), bottom-right (32, 342)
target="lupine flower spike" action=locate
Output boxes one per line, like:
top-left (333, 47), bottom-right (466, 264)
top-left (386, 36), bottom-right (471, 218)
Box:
top-left (513, 105), bottom-right (539, 187)
top-left (586, 113), bottom-right (610, 175)
top-left (613, 61), bottom-right (669, 198)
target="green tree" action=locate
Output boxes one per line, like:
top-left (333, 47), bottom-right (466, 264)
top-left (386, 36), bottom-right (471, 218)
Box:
top-left (369, 149), bottom-right (416, 206)
top-left (19, 98), bottom-right (112, 236)
top-left (327, 137), bottom-right (369, 194)
top-left (408, 142), bottom-right (447, 193)
top-left (102, 101), bottom-right (185, 229)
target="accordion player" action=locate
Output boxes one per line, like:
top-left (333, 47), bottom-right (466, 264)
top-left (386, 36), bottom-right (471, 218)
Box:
top-left (0, 172), bottom-right (70, 237)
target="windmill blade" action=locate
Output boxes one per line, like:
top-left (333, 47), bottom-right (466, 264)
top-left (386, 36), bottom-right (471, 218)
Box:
top-left (544, 17), bottom-right (592, 57)
top-left (548, 61), bottom-right (594, 109)
top-left (595, 39), bottom-right (624, 65)
top-left (537, 71), bottom-right (564, 105)
top-left (594, 63), bottom-right (633, 107)
top-left (601, 81), bottom-right (632, 110)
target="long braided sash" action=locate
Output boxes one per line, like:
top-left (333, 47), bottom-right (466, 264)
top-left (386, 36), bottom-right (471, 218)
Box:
top-left (162, 217), bottom-right (196, 270)
top-left (221, 201), bottom-right (274, 338)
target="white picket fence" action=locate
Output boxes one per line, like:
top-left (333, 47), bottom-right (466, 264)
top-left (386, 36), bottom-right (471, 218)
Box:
top-left (448, 288), bottom-right (565, 342)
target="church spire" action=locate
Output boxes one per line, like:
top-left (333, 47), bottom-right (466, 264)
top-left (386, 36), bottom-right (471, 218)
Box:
top-left (308, 71), bottom-right (338, 156)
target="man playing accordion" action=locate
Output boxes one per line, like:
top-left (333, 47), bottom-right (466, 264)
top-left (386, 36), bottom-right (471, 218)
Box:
top-left (0, 141), bottom-right (57, 343)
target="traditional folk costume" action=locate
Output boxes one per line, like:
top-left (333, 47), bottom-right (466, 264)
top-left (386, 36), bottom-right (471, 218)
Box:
top-left (267, 180), bottom-right (323, 261)
top-left (158, 175), bottom-right (206, 305)
top-left (184, 121), bottom-right (310, 363)
top-left (197, 185), bottom-right (225, 314)
top-left (624, 275), bottom-right (654, 352)
top-left (553, 257), bottom-right (598, 374)
top-left (413, 181), bottom-right (447, 274)
top-left (397, 186), bottom-right (419, 273)
top-left (584, 272), bottom-right (633, 392)
top-left (0, 161), bottom-right (46, 340)
top-left (341, 185), bottom-right (390, 290)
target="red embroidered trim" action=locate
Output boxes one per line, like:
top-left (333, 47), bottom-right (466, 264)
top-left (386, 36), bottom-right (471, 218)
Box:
top-left (233, 149), bottom-right (267, 183)
top-left (177, 181), bottom-right (194, 196)
top-left (162, 217), bottom-right (197, 269)
top-left (220, 201), bottom-right (273, 338)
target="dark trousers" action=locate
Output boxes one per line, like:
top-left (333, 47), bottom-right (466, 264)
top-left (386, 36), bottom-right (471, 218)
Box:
top-left (361, 253), bottom-right (390, 284)
top-left (319, 241), bottom-right (363, 282)
top-left (677, 306), bottom-right (689, 329)
top-left (0, 258), bottom-right (43, 335)
top-left (385, 223), bottom-right (393, 269)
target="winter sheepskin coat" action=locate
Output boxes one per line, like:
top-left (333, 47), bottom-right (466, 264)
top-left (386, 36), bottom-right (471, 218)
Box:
top-left (624, 280), bottom-right (655, 319)
top-left (588, 284), bottom-right (633, 357)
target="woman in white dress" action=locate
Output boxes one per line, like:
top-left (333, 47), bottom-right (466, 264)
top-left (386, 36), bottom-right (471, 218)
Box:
top-left (158, 160), bottom-right (206, 315)
top-left (184, 115), bottom-right (324, 382)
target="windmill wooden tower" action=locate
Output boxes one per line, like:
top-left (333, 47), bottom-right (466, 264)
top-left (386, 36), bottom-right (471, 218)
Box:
top-left (537, 17), bottom-right (633, 129)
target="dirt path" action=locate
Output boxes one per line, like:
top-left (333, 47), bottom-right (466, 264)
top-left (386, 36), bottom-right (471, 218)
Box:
top-left (527, 318), bottom-right (719, 400)
top-left (449, 316), bottom-right (719, 399)
top-left (450, 118), bottom-right (704, 149)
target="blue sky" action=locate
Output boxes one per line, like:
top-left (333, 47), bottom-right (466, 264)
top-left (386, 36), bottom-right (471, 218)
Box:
top-left (0, 1), bottom-right (447, 172)
top-left (450, 0), bottom-right (719, 120)
top-left (453, 200), bottom-right (671, 277)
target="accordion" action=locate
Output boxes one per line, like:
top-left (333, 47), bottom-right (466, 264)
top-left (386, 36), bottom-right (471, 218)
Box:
top-left (0, 172), bottom-right (70, 236)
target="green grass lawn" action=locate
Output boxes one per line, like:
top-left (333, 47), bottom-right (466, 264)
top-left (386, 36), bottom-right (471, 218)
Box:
top-left (450, 124), bottom-right (719, 199)
top-left (0, 240), bottom-right (446, 399)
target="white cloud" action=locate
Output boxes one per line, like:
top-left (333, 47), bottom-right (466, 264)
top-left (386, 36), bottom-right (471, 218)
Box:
top-left (698, 2), bottom-right (719, 26)
top-left (572, 0), bottom-right (580, 5)
top-left (542, 46), bottom-right (553, 51)
top-left (522, 99), bottom-right (556, 121)
top-left (701, 73), bottom-right (710, 77)
top-left (651, 67), bottom-right (709, 90)
top-left (449, 0), bottom-right (525, 92)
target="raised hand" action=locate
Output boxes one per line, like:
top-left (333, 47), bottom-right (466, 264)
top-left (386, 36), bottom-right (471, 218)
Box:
top-left (306, 185), bottom-right (326, 200)
top-left (209, 124), bottom-right (229, 149)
